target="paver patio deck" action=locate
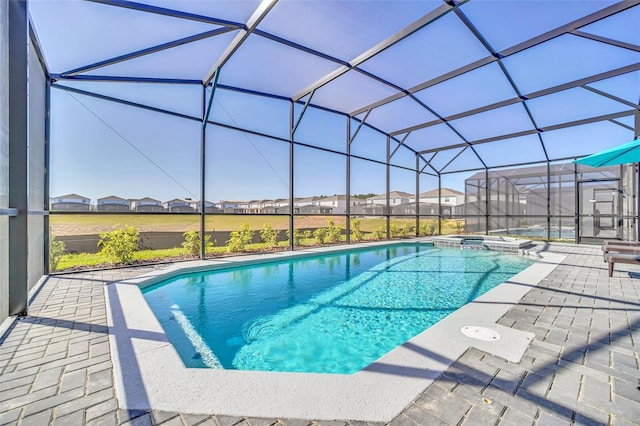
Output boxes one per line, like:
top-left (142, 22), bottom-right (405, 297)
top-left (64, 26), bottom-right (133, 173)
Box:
top-left (1, 242), bottom-right (639, 425)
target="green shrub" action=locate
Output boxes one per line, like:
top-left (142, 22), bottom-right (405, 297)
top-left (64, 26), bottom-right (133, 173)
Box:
top-left (226, 223), bottom-right (254, 252)
top-left (260, 223), bottom-right (279, 249)
top-left (372, 226), bottom-right (386, 240)
top-left (182, 230), bottom-right (214, 256)
top-left (420, 221), bottom-right (436, 236)
top-left (326, 219), bottom-right (342, 242)
top-left (49, 234), bottom-right (66, 272)
top-left (350, 218), bottom-right (363, 242)
top-left (98, 225), bottom-right (139, 264)
top-left (287, 229), bottom-right (303, 246)
top-left (397, 223), bottom-right (412, 238)
top-left (303, 230), bottom-right (312, 240)
top-left (313, 227), bottom-right (327, 244)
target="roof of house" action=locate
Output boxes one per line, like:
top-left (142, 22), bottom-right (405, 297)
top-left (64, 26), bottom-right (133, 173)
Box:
top-left (320, 195), bottom-right (346, 201)
top-left (53, 193), bottom-right (90, 201)
top-left (98, 195), bottom-right (127, 202)
top-left (418, 188), bottom-right (465, 197)
top-left (367, 191), bottom-right (413, 200)
top-left (135, 197), bottom-right (161, 203)
top-left (297, 196), bottom-right (323, 203)
top-left (164, 198), bottom-right (190, 203)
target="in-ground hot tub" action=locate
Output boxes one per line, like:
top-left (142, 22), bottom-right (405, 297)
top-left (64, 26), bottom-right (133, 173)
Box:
top-left (431, 235), bottom-right (532, 253)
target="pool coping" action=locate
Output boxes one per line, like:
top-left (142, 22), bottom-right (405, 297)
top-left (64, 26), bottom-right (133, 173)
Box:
top-left (105, 240), bottom-right (566, 422)
top-left (431, 235), bottom-right (533, 253)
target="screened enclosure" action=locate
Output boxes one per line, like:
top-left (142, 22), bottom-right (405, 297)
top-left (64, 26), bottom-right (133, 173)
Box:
top-left (2, 0), bottom-right (639, 320)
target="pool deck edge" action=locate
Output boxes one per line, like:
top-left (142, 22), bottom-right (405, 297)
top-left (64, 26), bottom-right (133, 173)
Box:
top-left (106, 243), bottom-right (565, 422)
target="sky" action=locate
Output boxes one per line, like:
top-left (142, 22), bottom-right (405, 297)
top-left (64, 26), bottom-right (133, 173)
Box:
top-left (33, 0), bottom-right (639, 204)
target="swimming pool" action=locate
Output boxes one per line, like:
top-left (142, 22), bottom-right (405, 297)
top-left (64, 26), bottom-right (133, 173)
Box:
top-left (142, 243), bottom-right (534, 374)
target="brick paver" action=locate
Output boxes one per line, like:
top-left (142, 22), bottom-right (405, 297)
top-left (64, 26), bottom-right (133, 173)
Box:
top-left (1, 243), bottom-right (639, 425)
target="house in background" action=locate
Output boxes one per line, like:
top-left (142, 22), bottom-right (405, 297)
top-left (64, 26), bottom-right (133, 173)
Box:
top-left (50, 194), bottom-right (91, 211)
top-left (411, 188), bottom-right (465, 216)
top-left (217, 201), bottom-right (244, 213)
top-left (357, 191), bottom-right (413, 214)
top-left (261, 198), bottom-right (289, 214)
top-left (189, 200), bottom-right (221, 213)
top-left (352, 203), bottom-right (386, 215)
top-left (415, 188), bottom-right (465, 206)
top-left (130, 197), bottom-right (163, 212)
top-left (97, 195), bottom-right (130, 212)
top-left (163, 199), bottom-right (194, 212)
top-left (294, 196), bottom-right (333, 214)
top-left (314, 195), bottom-right (345, 215)
top-left (366, 191), bottom-right (413, 207)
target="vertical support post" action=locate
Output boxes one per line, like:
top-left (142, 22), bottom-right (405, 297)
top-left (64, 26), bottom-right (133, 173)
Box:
top-left (497, 176), bottom-right (502, 232)
top-left (386, 135), bottom-right (390, 240)
top-left (8, 0), bottom-right (28, 315)
top-left (558, 166), bottom-right (562, 240)
top-left (617, 164), bottom-right (624, 239)
top-left (485, 169), bottom-right (489, 235)
top-left (289, 100), bottom-right (294, 250)
top-left (437, 174), bottom-right (442, 235)
top-left (44, 78), bottom-right (51, 274)
top-left (415, 154), bottom-right (419, 237)
top-left (635, 111), bottom-right (640, 241)
top-left (345, 116), bottom-right (351, 244)
top-left (547, 162), bottom-right (551, 241)
top-left (636, 162), bottom-right (639, 242)
top-left (201, 69), bottom-right (220, 258)
top-left (200, 86), bottom-right (206, 259)
top-left (574, 162), bottom-right (579, 244)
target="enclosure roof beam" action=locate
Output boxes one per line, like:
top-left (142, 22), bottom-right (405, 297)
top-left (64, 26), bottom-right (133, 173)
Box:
top-left (581, 85), bottom-right (640, 110)
top-left (292, 89), bottom-right (316, 136)
top-left (85, 0), bottom-right (243, 27)
top-left (292, 1), bottom-right (463, 102)
top-left (203, 68), bottom-right (221, 125)
top-left (50, 74), bottom-right (202, 85)
top-left (571, 30), bottom-right (640, 53)
top-left (439, 146), bottom-right (467, 174)
top-left (390, 62), bottom-right (640, 137)
top-left (351, 0), bottom-right (639, 118)
top-left (390, 132), bottom-right (411, 158)
top-left (52, 83), bottom-right (202, 122)
top-left (349, 109), bottom-right (372, 145)
top-left (417, 109), bottom-right (637, 154)
top-left (609, 119), bottom-right (635, 132)
top-left (61, 27), bottom-right (235, 77)
top-left (203, 0), bottom-right (278, 86)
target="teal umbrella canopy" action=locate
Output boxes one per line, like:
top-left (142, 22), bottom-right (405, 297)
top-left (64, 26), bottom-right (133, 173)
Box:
top-left (574, 138), bottom-right (640, 168)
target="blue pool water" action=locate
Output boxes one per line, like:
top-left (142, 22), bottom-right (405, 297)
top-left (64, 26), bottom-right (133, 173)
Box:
top-left (142, 243), bottom-right (534, 374)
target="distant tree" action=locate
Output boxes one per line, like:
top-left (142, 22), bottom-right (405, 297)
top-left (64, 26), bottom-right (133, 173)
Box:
top-left (353, 193), bottom-right (376, 199)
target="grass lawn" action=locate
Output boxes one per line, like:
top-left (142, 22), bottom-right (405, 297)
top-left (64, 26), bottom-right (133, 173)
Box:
top-left (50, 214), bottom-right (451, 235)
top-left (50, 214), bottom-right (291, 235)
